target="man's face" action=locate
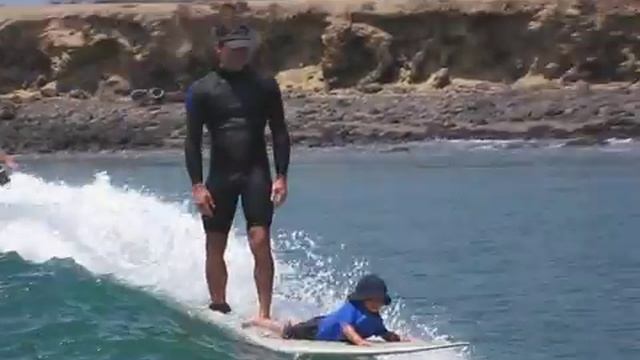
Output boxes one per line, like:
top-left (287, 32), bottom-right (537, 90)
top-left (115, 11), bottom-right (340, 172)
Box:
top-left (218, 44), bottom-right (250, 71)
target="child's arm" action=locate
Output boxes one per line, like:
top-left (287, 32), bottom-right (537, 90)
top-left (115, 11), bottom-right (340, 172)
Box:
top-left (342, 324), bottom-right (370, 346)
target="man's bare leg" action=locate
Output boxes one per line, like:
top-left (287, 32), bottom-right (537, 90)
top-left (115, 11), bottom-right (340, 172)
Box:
top-left (206, 231), bottom-right (230, 311)
top-left (248, 225), bottom-right (274, 319)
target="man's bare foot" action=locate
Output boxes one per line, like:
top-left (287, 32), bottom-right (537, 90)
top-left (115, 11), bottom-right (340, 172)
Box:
top-left (241, 317), bottom-right (264, 329)
top-left (241, 317), bottom-right (285, 334)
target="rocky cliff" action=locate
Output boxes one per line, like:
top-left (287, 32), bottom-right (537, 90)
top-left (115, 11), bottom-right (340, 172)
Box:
top-left (1, 0), bottom-right (640, 152)
top-left (2, 0), bottom-right (640, 96)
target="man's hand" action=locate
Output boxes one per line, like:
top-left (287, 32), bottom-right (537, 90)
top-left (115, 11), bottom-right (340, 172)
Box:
top-left (271, 175), bottom-right (288, 207)
top-left (5, 155), bottom-right (17, 170)
top-left (0, 153), bottom-right (16, 170)
top-left (192, 183), bottom-right (215, 217)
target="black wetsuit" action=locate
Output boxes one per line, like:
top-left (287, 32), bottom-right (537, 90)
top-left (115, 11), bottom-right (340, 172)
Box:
top-left (184, 67), bottom-right (290, 233)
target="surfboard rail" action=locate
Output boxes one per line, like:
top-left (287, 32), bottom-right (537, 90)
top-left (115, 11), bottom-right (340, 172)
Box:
top-left (195, 307), bottom-right (470, 356)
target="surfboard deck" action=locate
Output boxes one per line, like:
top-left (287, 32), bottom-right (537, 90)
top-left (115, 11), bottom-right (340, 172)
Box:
top-left (194, 307), bottom-right (469, 356)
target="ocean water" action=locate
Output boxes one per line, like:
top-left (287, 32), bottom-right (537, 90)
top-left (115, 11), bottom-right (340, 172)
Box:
top-left (1, 141), bottom-right (639, 360)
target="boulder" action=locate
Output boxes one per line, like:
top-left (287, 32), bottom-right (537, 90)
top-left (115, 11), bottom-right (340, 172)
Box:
top-left (105, 75), bottom-right (131, 95)
top-left (40, 81), bottom-right (59, 97)
top-left (96, 74), bottom-right (131, 100)
top-left (69, 89), bottom-right (90, 99)
top-left (0, 100), bottom-right (17, 120)
top-left (427, 68), bottom-right (451, 89)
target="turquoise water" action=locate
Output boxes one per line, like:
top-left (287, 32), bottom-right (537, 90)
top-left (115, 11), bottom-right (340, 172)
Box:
top-left (1, 141), bottom-right (639, 360)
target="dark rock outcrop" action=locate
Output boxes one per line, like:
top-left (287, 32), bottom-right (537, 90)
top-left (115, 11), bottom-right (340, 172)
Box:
top-left (1, 84), bottom-right (639, 153)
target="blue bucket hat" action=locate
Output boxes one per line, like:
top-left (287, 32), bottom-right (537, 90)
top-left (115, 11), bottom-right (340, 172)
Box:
top-left (347, 274), bottom-right (392, 305)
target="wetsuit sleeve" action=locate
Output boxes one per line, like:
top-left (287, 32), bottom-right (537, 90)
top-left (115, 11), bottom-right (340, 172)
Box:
top-left (265, 78), bottom-right (291, 178)
top-left (184, 85), bottom-right (205, 185)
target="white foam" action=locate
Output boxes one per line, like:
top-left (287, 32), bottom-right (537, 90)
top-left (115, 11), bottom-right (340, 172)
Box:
top-left (608, 138), bottom-right (632, 143)
top-left (0, 171), bottom-right (469, 359)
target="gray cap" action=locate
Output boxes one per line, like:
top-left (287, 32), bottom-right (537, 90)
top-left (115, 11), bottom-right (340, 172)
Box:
top-left (218, 25), bottom-right (257, 49)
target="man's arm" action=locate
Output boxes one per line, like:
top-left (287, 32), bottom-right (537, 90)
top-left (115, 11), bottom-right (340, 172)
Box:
top-left (266, 78), bottom-right (290, 179)
top-left (184, 86), bottom-right (205, 185)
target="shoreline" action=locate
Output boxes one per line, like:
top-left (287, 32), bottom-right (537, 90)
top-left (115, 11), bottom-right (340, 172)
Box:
top-left (2, 83), bottom-right (640, 155)
top-left (9, 137), bottom-right (639, 162)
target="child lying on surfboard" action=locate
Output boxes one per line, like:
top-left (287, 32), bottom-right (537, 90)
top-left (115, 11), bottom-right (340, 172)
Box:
top-left (245, 274), bottom-right (405, 346)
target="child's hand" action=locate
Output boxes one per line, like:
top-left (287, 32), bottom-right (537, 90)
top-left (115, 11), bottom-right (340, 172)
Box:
top-left (382, 331), bottom-right (402, 342)
top-left (342, 324), bottom-right (370, 346)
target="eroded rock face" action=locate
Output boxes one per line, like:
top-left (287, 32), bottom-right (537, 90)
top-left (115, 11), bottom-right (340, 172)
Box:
top-left (0, 21), bottom-right (52, 94)
top-left (1, 1), bottom-right (640, 95)
top-left (321, 21), bottom-right (393, 88)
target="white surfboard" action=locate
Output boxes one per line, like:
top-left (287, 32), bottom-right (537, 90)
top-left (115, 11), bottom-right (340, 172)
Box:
top-left (194, 307), bottom-right (469, 356)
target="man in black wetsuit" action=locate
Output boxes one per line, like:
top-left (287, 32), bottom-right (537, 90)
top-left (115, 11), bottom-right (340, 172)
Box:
top-left (184, 26), bottom-right (290, 320)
